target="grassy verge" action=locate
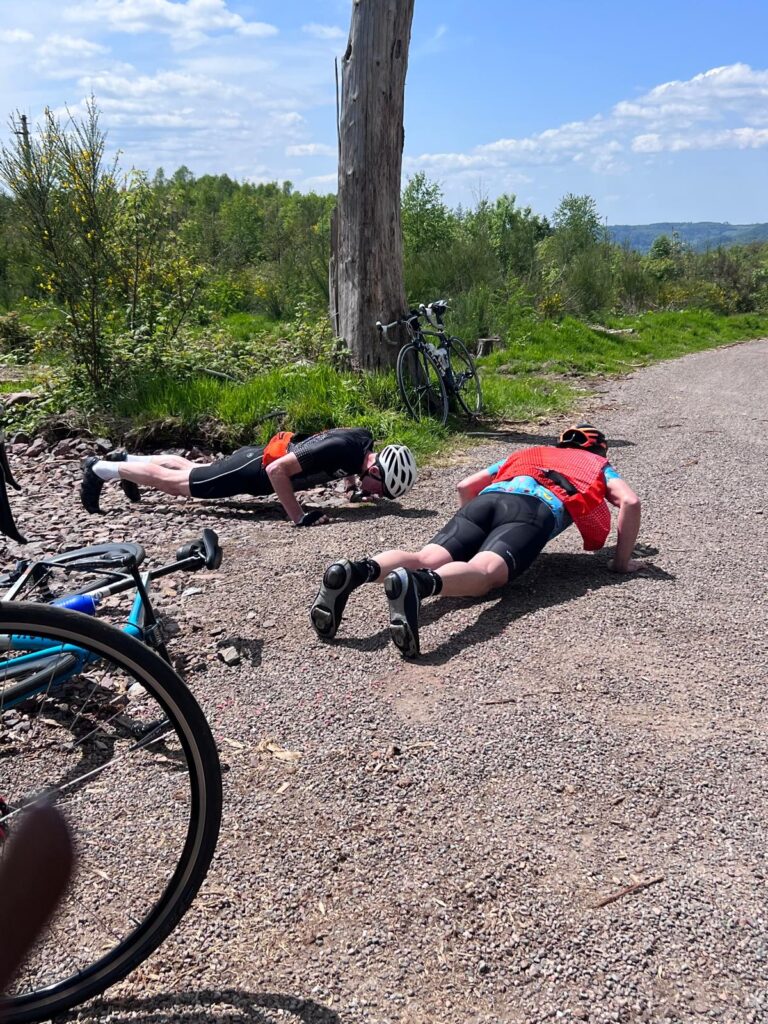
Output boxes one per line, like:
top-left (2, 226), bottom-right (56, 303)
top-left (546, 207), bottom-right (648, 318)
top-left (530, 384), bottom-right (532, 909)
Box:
top-left (6, 309), bottom-right (768, 461)
top-left (483, 309), bottom-right (768, 376)
top-left (110, 364), bottom-right (576, 462)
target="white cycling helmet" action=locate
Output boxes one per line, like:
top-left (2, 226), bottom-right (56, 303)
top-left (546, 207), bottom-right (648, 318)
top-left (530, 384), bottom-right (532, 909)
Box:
top-left (374, 444), bottom-right (417, 499)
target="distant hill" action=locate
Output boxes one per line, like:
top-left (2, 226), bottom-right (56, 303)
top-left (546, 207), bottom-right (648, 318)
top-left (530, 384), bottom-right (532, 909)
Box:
top-left (608, 222), bottom-right (768, 253)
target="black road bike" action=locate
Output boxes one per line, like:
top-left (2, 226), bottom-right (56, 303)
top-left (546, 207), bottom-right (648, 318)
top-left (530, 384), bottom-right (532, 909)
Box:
top-left (377, 300), bottom-right (483, 426)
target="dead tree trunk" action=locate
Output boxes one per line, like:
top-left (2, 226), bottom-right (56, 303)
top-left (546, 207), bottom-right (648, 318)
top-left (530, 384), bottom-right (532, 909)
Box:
top-left (329, 0), bottom-right (414, 371)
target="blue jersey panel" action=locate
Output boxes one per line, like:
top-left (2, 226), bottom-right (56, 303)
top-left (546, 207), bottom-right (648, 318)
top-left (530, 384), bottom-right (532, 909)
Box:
top-left (481, 462), bottom-right (621, 539)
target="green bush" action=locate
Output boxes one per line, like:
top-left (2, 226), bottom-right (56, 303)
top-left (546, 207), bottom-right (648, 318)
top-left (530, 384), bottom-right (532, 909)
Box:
top-left (0, 312), bottom-right (34, 359)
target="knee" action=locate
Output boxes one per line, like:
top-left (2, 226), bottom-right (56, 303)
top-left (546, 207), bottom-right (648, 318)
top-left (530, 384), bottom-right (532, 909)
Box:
top-left (474, 556), bottom-right (509, 590)
top-left (419, 546), bottom-right (451, 570)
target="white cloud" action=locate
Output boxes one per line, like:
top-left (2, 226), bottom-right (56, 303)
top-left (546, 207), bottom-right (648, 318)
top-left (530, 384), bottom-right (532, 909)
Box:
top-left (80, 68), bottom-right (243, 101)
top-left (0, 29), bottom-right (34, 44)
top-left (415, 23), bottom-right (448, 56)
top-left (33, 33), bottom-right (110, 78)
top-left (302, 172), bottom-right (337, 189)
top-left (633, 126), bottom-right (768, 153)
top-left (63, 0), bottom-right (278, 48)
top-left (286, 142), bottom-right (336, 157)
top-left (37, 34), bottom-right (108, 59)
top-left (405, 63), bottom-right (768, 189)
top-left (301, 24), bottom-right (345, 41)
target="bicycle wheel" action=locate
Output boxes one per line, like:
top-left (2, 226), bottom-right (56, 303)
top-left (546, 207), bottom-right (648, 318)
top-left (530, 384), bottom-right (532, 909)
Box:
top-left (447, 338), bottom-right (483, 418)
top-left (0, 602), bottom-right (221, 1023)
top-left (0, 543), bottom-right (146, 599)
top-left (396, 343), bottom-right (449, 426)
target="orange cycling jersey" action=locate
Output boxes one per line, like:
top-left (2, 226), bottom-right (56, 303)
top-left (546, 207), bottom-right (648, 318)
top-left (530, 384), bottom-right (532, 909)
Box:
top-left (491, 446), bottom-right (611, 550)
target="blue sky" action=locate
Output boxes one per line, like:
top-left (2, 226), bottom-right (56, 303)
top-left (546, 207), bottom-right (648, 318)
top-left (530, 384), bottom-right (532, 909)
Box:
top-left (1, 0), bottom-right (766, 224)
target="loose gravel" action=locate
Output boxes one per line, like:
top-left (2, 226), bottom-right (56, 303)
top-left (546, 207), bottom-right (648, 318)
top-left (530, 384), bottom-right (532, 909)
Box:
top-left (6, 337), bottom-right (768, 1024)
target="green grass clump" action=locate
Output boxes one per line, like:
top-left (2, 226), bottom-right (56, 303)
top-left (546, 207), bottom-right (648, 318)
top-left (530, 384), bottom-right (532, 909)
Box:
top-left (117, 364), bottom-right (448, 461)
top-left (115, 360), bottom-right (578, 462)
top-left (484, 309), bottom-right (768, 378)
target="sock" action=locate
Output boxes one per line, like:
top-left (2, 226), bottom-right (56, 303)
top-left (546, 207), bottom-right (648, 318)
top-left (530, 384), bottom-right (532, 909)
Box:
top-left (412, 569), bottom-right (443, 598)
top-left (124, 454), bottom-right (154, 463)
top-left (91, 461), bottom-right (121, 482)
top-left (349, 558), bottom-right (381, 585)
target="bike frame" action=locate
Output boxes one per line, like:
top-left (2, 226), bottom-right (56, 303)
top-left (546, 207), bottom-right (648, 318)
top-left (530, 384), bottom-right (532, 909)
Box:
top-left (0, 543), bottom-right (214, 709)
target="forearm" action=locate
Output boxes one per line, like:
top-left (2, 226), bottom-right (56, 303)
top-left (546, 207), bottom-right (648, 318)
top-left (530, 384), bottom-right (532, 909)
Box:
top-left (613, 501), bottom-right (641, 569)
top-left (457, 470), bottom-right (493, 507)
top-left (267, 468), bottom-right (303, 524)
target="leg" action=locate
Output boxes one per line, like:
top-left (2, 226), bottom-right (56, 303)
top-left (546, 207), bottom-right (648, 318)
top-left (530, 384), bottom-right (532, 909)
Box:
top-left (386, 493), bottom-right (554, 658)
top-left (80, 452), bottom-right (199, 512)
top-left (310, 543), bottom-right (453, 641)
top-left (141, 454), bottom-right (196, 470)
top-left (367, 543), bottom-right (454, 577)
top-left (116, 463), bottom-right (192, 496)
top-left (435, 550), bottom-right (509, 597)
top-left (383, 551), bottom-right (509, 659)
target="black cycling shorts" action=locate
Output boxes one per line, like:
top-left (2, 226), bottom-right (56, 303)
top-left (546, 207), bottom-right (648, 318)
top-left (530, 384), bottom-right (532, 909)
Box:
top-left (429, 492), bottom-right (555, 579)
top-left (188, 446), bottom-right (269, 499)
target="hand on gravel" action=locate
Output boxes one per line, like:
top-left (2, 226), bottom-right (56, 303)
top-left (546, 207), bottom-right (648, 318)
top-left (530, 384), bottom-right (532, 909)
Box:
top-left (295, 510), bottom-right (330, 527)
top-left (346, 490), bottom-right (377, 504)
top-left (607, 558), bottom-right (646, 573)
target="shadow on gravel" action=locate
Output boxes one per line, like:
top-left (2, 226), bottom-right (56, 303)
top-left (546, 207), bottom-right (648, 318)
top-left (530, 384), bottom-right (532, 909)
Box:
top-left (139, 500), bottom-right (438, 523)
top-left (71, 988), bottom-right (340, 1024)
top-left (336, 552), bottom-right (674, 661)
top-left (417, 552), bottom-right (673, 665)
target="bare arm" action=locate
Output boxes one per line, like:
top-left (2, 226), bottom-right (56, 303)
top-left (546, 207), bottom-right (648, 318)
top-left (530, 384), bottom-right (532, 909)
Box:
top-left (605, 477), bottom-right (642, 572)
top-left (456, 469), bottom-right (494, 507)
top-left (266, 452), bottom-right (306, 524)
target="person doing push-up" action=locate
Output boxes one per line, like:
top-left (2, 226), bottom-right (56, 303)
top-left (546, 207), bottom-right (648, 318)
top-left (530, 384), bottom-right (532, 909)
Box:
top-left (80, 428), bottom-right (417, 526)
top-left (310, 424), bottom-right (642, 656)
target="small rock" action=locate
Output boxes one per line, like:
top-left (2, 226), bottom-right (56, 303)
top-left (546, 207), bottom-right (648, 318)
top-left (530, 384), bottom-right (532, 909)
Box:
top-left (219, 646), bottom-right (241, 666)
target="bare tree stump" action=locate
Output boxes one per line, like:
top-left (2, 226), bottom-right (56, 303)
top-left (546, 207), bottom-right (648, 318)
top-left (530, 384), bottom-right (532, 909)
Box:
top-left (329, 0), bottom-right (415, 371)
top-left (476, 336), bottom-right (501, 358)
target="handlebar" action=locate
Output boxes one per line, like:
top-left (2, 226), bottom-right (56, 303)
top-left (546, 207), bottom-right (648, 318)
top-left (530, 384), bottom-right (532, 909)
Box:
top-left (375, 300), bottom-right (449, 340)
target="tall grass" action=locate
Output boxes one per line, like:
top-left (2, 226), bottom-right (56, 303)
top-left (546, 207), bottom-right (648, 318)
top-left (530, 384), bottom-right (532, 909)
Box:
top-left (115, 362), bottom-right (578, 461)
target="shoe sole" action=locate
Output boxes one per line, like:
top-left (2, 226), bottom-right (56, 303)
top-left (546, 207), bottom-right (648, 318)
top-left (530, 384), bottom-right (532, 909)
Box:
top-left (384, 570), bottom-right (420, 658)
top-left (80, 458), bottom-right (104, 515)
top-left (119, 480), bottom-right (141, 503)
top-left (310, 560), bottom-right (354, 641)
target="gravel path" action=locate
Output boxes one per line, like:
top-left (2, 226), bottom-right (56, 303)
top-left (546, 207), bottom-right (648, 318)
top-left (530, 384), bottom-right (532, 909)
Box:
top-left (8, 338), bottom-right (768, 1024)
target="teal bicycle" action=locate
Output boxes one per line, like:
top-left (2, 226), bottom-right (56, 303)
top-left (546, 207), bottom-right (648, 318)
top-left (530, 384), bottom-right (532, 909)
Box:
top-left (0, 530), bottom-right (223, 1023)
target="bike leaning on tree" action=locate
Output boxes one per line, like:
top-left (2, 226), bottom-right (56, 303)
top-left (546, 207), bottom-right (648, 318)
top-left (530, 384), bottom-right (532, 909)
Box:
top-left (376, 300), bottom-right (483, 426)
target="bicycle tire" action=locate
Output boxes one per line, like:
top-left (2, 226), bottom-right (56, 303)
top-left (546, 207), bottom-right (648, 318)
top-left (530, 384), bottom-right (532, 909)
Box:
top-left (396, 343), bottom-right (449, 426)
top-left (0, 602), bottom-right (222, 1024)
top-left (448, 338), bottom-right (483, 418)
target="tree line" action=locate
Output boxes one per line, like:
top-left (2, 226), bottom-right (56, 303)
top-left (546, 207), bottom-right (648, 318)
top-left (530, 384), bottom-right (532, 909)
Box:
top-left (0, 104), bottom-right (766, 393)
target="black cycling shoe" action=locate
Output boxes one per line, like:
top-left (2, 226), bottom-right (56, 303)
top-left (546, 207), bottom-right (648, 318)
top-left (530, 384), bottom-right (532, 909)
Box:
top-left (80, 456), bottom-right (105, 514)
top-left (384, 568), bottom-right (421, 658)
top-left (119, 479), bottom-right (141, 503)
top-left (310, 559), bottom-right (358, 640)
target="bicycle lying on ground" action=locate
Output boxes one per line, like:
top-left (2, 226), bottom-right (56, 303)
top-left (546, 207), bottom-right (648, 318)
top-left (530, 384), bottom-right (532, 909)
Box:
top-left (0, 530), bottom-right (223, 1024)
top-left (376, 299), bottom-right (483, 426)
